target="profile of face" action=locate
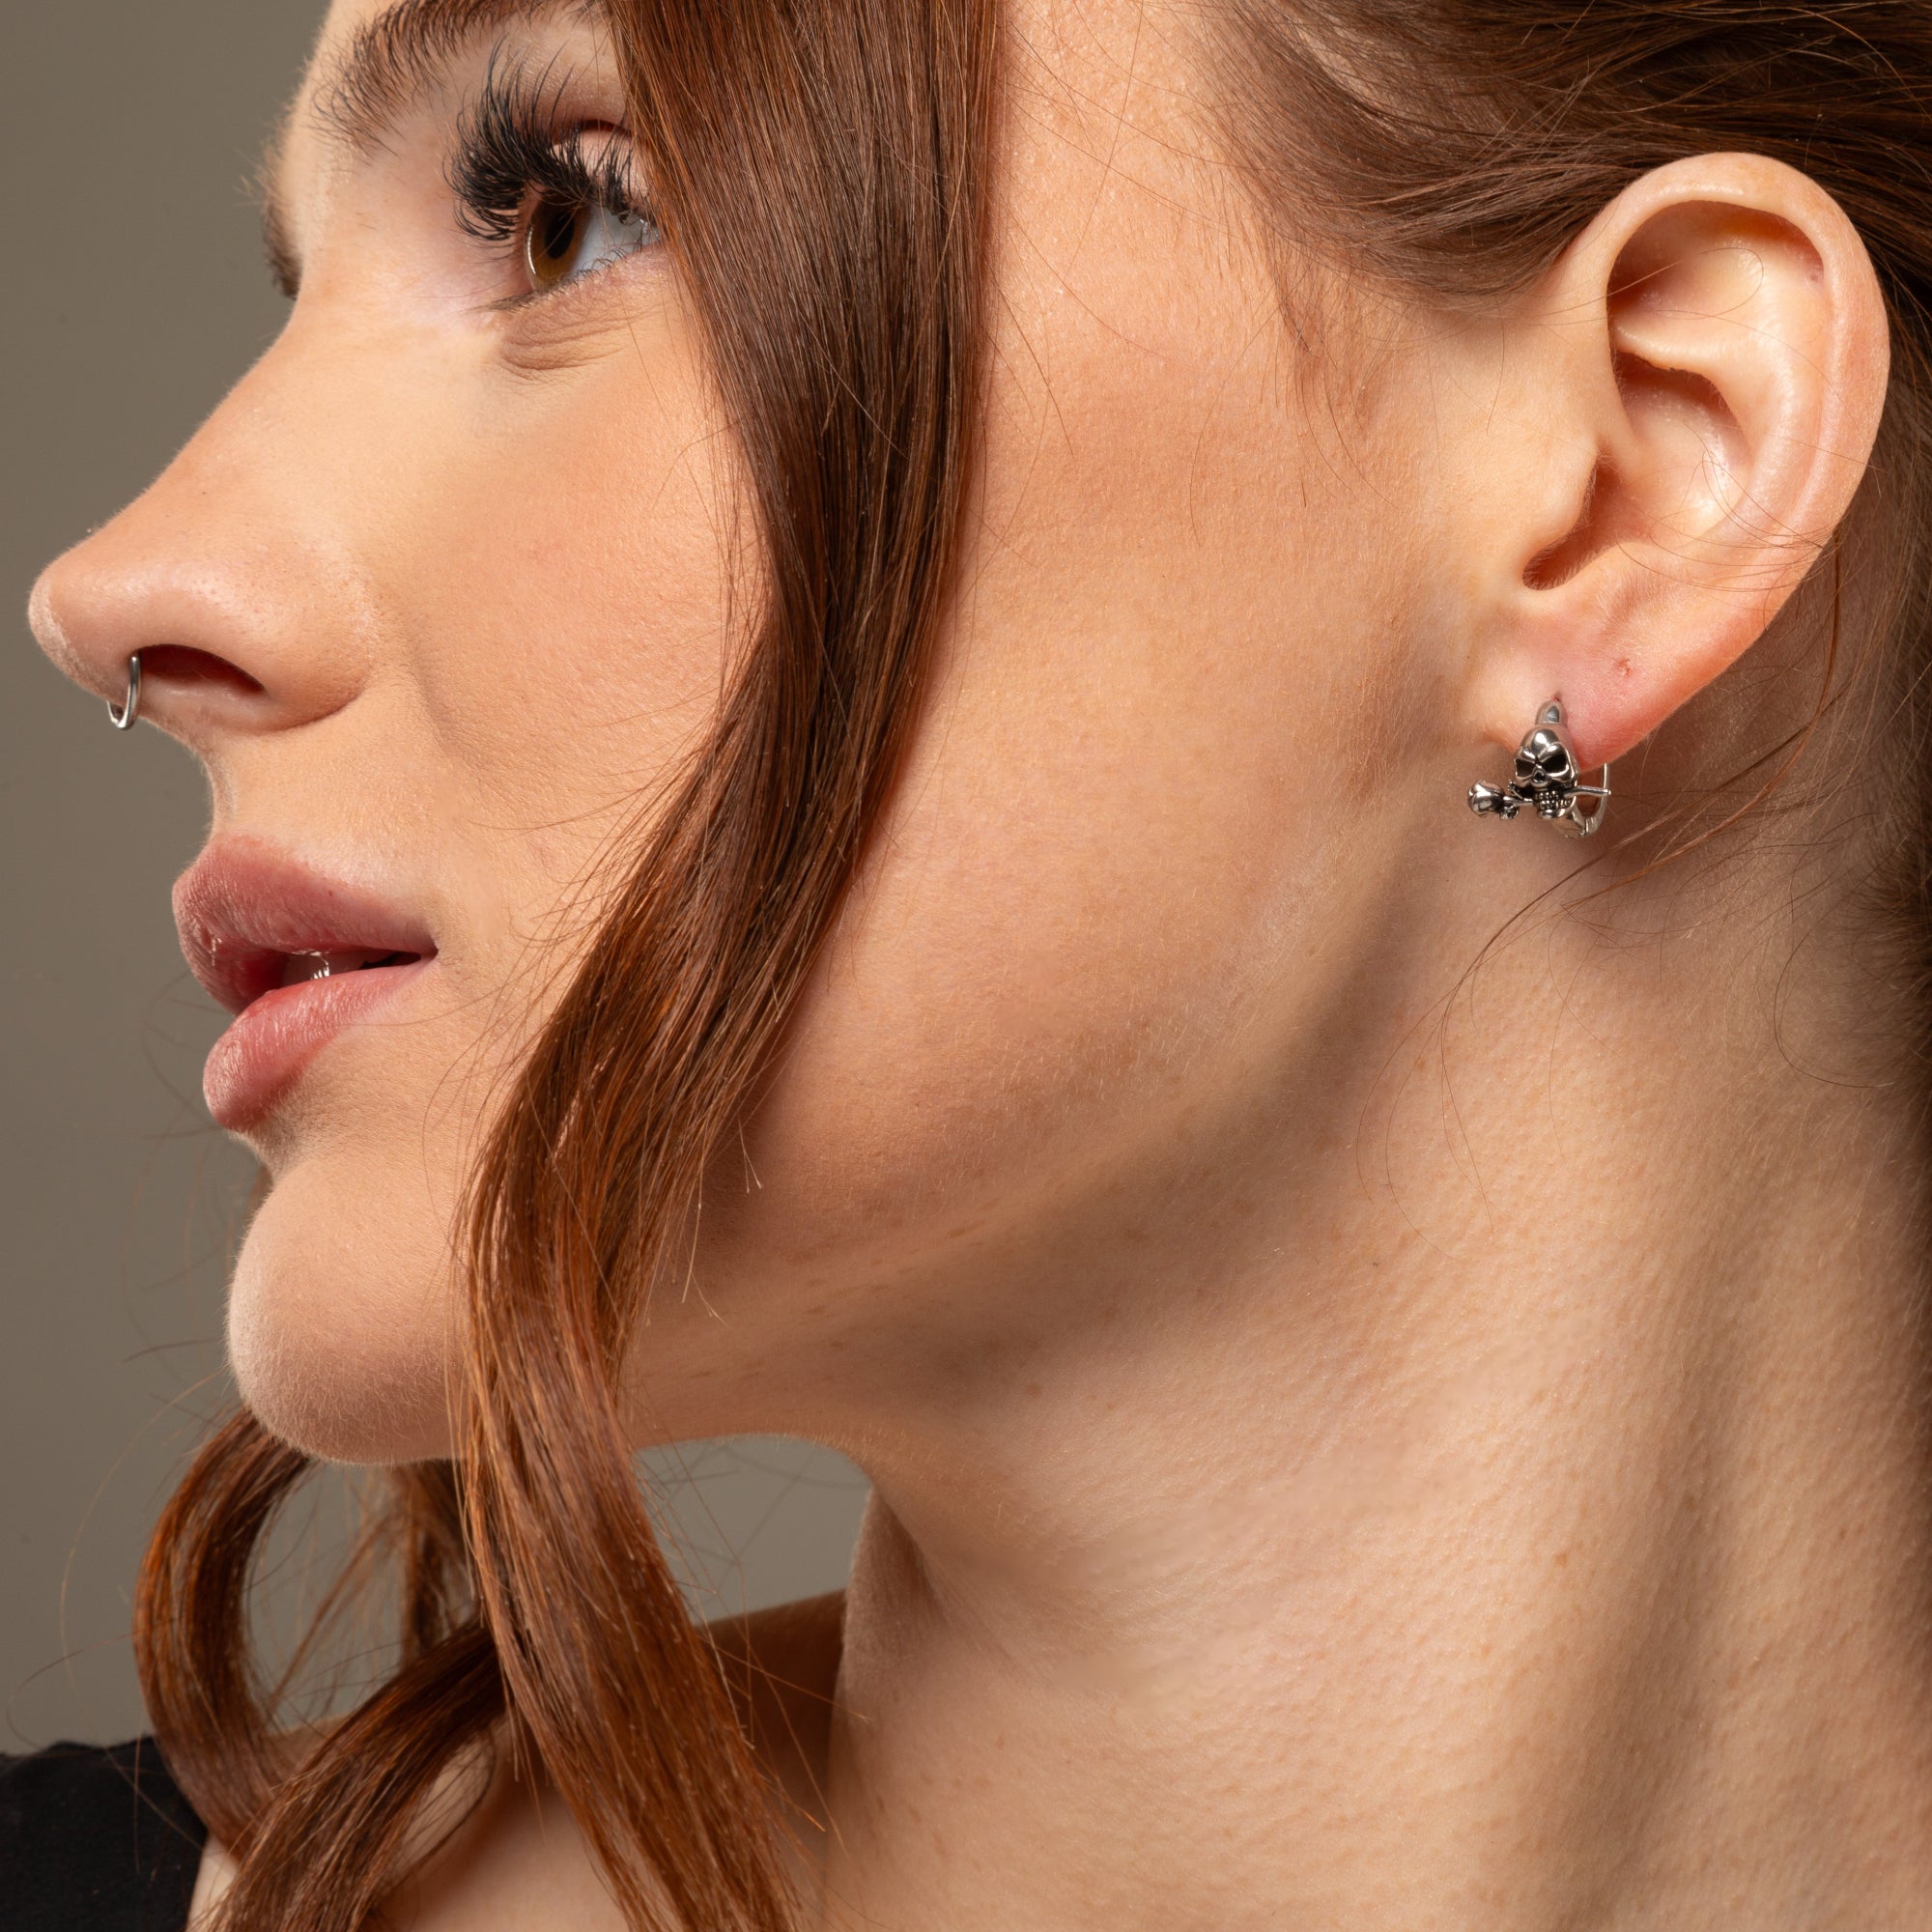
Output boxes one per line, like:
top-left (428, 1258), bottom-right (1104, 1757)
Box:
top-left (29, 0), bottom-right (1883, 1468)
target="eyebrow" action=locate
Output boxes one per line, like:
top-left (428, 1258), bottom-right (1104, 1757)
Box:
top-left (316, 0), bottom-right (571, 153)
top-left (260, 0), bottom-right (602, 293)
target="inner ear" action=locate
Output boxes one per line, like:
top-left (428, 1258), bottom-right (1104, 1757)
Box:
top-left (1525, 205), bottom-right (1802, 595)
top-left (1610, 202), bottom-right (1823, 323)
top-left (1606, 204), bottom-right (1817, 505)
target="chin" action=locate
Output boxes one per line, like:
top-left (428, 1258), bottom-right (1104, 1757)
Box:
top-left (226, 1152), bottom-right (460, 1466)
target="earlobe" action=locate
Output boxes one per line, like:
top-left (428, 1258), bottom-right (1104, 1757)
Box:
top-left (1468, 154), bottom-right (1889, 770)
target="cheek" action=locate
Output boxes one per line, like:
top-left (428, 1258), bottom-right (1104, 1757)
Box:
top-left (729, 657), bottom-right (1306, 1265)
top-left (378, 342), bottom-right (738, 867)
top-left (694, 215), bottom-right (1425, 1310)
top-left (717, 504), bottom-right (1395, 1299)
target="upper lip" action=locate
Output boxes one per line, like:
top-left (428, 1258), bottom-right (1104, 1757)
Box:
top-left (174, 837), bottom-right (437, 1017)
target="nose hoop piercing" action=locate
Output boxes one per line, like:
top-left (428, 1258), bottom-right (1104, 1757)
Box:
top-left (105, 653), bottom-right (142, 731)
top-left (1467, 698), bottom-right (1611, 838)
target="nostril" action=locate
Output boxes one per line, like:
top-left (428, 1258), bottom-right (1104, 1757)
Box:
top-left (139, 644), bottom-right (265, 695)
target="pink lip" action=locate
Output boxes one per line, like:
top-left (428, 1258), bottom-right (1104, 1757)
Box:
top-left (174, 838), bottom-right (438, 1130)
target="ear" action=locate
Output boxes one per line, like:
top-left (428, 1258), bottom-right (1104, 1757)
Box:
top-left (1460, 154), bottom-right (1889, 768)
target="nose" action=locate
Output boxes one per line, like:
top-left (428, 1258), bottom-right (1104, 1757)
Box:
top-left (28, 334), bottom-right (372, 755)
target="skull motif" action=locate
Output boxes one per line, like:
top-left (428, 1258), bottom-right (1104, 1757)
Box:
top-left (1515, 726), bottom-right (1577, 818)
top-left (1465, 699), bottom-right (1610, 838)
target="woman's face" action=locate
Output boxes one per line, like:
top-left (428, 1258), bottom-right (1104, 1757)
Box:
top-left (30, 0), bottom-right (1450, 1461)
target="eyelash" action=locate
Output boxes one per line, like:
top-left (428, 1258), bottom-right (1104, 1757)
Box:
top-left (448, 54), bottom-right (658, 286)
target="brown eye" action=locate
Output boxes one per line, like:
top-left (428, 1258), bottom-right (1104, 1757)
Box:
top-left (526, 197), bottom-right (588, 290)
top-left (523, 194), bottom-right (660, 294)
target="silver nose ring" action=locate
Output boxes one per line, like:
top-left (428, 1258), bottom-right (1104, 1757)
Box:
top-left (106, 653), bottom-right (142, 730)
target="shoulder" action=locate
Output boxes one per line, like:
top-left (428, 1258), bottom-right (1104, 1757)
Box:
top-left (0, 1739), bottom-right (207, 1932)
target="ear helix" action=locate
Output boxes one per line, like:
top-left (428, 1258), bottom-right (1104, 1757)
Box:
top-left (1467, 698), bottom-right (1610, 839)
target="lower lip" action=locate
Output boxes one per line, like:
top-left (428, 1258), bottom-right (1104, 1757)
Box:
top-left (203, 960), bottom-right (434, 1130)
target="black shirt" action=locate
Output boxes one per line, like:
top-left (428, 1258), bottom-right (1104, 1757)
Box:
top-left (0, 1741), bottom-right (206, 1931)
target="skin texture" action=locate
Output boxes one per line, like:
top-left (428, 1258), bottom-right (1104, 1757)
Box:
top-left (27, 0), bottom-right (1932, 1927)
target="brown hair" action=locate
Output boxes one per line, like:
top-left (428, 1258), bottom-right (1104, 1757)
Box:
top-left (132, 4), bottom-right (1932, 1930)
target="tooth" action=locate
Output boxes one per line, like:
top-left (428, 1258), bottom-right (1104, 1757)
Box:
top-left (278, 949), bottom-right (411, 988)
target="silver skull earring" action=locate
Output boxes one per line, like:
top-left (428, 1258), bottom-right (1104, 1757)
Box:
top-left (1467, 698), bottom-right (1610, 838)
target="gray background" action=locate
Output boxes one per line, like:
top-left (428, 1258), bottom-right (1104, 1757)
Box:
top-left (2, 0), bottom-right (865, 1749)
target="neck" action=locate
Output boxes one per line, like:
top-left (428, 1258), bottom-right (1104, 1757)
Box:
top-left (816, 870), bottom-right (1932, 1930)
